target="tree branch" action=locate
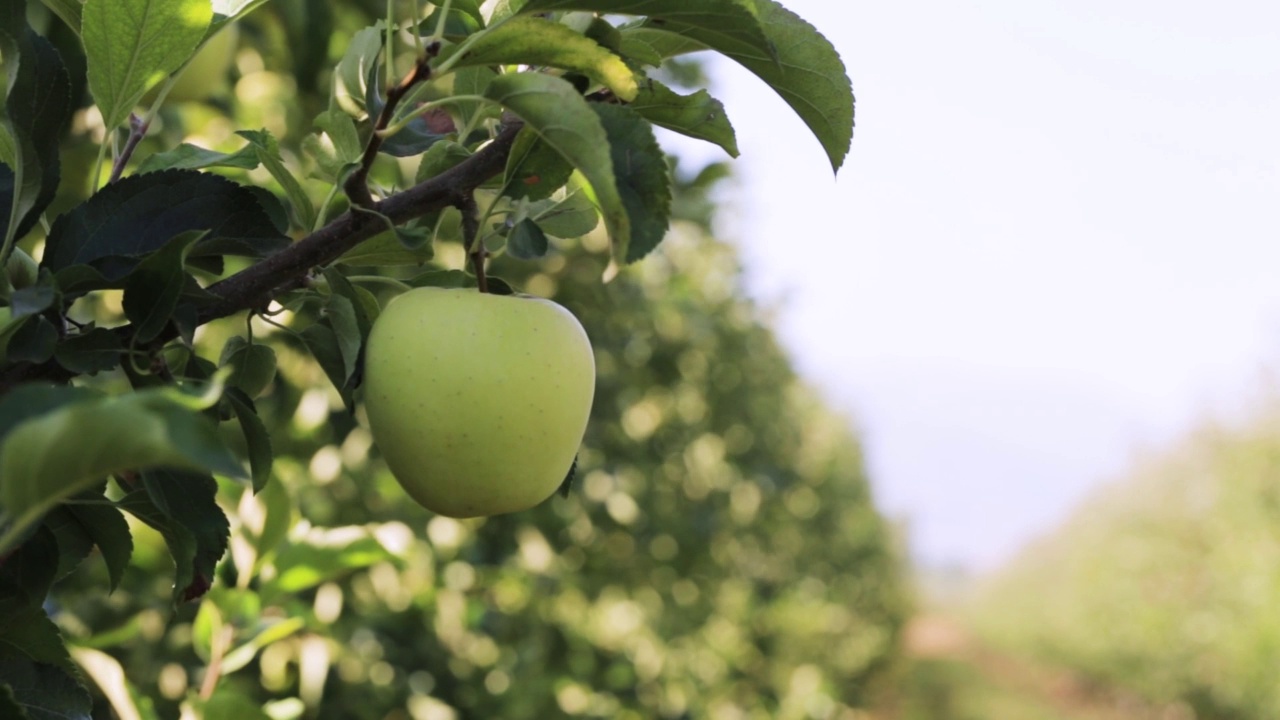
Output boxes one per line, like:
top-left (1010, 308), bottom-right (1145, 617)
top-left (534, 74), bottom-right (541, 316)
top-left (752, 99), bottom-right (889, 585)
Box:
top-left (0, 121), bottom-right (524, 396)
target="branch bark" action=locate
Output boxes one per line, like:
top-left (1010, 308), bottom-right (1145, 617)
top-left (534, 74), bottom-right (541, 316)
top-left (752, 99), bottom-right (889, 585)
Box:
top-left (0, 121), bottom-right (524, 396)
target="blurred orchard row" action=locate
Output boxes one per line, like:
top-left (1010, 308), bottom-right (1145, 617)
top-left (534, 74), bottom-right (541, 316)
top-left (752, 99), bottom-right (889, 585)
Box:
top-left (25, 1), bottom-right (909, 718)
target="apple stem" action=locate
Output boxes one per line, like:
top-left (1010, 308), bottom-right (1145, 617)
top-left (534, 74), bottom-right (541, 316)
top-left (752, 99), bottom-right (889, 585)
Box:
top-left (459, 195), bottom-right (489, 293)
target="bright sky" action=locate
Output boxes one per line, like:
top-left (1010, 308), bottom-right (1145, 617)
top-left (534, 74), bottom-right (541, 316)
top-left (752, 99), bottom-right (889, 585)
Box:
top-left (695, 0), bottom-right (1280, 569)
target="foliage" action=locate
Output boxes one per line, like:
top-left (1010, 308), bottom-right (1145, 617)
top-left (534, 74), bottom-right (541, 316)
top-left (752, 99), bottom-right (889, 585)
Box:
top-left (972, 411), bottom-right (1280, 719)
top-left (0, 0), bottom-right (904, 717)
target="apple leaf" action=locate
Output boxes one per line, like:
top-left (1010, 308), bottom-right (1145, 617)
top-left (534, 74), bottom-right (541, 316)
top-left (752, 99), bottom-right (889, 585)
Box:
top-left (0, 598), bottom-right (76, 677)
top-left (121, 230), bottom-right (207, 344)
top-left (210, 0), bottom-right (273, 36)
top-left (0, 22), bottom-right (73, 247)
top-left (139, 468), bottom-right (230, 601)
top-left (137, 143), bottom-right (261, 174)
top-left (236, 130), bottom-right (316, 231)
top-left (43, 497), bottom-right (133, 591)
top-left (336, 230), bottom-right (436, 267)
top-left (483, 73), bottom-right (630, 259)
top-left (529, 187), bottom-right (599, 239)
top-left (0, 651), bottom-right (92, 720)
top-left (502, 128), bottom-right (576, 202)
top-left (633, 0), bottom-right (854, 172)
top-left (220, 337), bottom-right (277, 399)
top-left (0, 381), bottom-right (243, 557)
top-left (82, 0), bottom-right (213, 128)
top-left (516, 0), bottom-right (774, 64)
top-left (5, 317), bottom-right (58, 364)
top-left (38, 0), bottom-right (83, 34)
top-left (629, 78), bottom-right (739, 157)
top-left (591, 104), bottom-right (671, 262)
top-left (226, 389), bottom-right (273, 493)
top-left (507, 219), bottom-right (550, 260)
top-left (0, 526), bottom-right (58, 604)
top-left (41, 170), bottom-right (290, 283)
top-left (442, 16), bottom-right (637, 101)
top-left (54, 329), bottom-right (125, 375)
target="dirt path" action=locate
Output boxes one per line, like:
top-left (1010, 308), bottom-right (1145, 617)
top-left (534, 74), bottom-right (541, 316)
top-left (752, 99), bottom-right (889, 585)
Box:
top-left (893, 615), bottom-right (1181, 720)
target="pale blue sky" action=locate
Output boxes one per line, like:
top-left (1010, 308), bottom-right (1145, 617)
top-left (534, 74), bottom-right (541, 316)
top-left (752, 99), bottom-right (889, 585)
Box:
top-left (692, 0), bottom-right (1280, 569)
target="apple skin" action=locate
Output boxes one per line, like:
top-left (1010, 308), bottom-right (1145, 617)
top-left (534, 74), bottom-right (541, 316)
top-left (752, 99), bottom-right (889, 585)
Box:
top-left (362, 288), bottom-right (595, 518)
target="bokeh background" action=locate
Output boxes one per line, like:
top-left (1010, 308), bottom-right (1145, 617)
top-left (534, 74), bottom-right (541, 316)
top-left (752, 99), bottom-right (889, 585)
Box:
top-left (26, 0), bottom-right (1280, 717)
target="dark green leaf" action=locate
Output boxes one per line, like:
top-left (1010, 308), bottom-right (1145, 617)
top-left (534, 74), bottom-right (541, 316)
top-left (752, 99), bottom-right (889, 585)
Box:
top-left (226, 390), bottom-right (273, 493)
top-left (42, 170), bottom-right (290, 283)
top-left (415, 141), bottom-right (473, 184)
top-left (591, 104), bottom-right (671, 262)
top-left (137, 469), bottom-right (230, 602)
top-left (502, 128), bottom-right (575, 202)
top-left (53, 328), bottom-right (125, 375)
top-left (0, 593), bottom-right (76, 675)
top-left (44, 508), bottom-right (94, 581)
top-left (136, 144), bottom-right (261, 174)
top-left (38, 0), bottom-right (83, 35)
top-left (8, 271), bottom-right (58, 320)
top-left (300, 324), bottom-right (352, 403)
top-left (442, 16), bottom-right (637, 101)
top-left (0, 526), bottom-right (58, 604)
top-left (507, 219), bottom-right (549, 260)
top-left (484, 73), bottom-right (630, 257)
top-left (0, 28), bottom-right (72, 246)
top-left (326, 295), bottom-right (361, 385)
top-left (419, 6), bottom-right (483, 40)
top-left (47, 497), bottom-right (132, 591)
top-left (6, 316), bottom-right (57, 364)
top-left (0, 651), bottom-right (91, 720)
top-left (321, 268), bottom-right (374, 338)
top-left (0, 385), bottom-right (98, 442)
top-left (236, 130), bottom-right (316, 231)
top-left (449, 66), bottom-right (498, 134)
top-left (630, 78), bottom-right (739, 157)
top-left (122, 230), bottom-right (206, 343)
top-left (219, 337), bottom-right (277, 399)
top-left (407, 269), bottom-right (473, 289)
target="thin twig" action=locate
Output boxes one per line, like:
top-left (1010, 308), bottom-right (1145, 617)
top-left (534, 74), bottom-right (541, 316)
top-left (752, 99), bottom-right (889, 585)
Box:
top-left (343, 43), bottom-right (441, 208)
top-left (108, 114), bottom-right (150, 184)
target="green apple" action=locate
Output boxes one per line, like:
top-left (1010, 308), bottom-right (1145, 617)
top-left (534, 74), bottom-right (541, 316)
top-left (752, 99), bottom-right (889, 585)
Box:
top-left (362, 288), bottom-right (595, 518)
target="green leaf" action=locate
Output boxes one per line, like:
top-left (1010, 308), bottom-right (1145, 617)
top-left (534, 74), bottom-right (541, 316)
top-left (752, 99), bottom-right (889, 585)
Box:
top-left (226, 389), bottom-right (273, 493)
top-left (0, 382), bottom-right (243, 556)
top-left (45, 498), bottom-right (133, 591)
top-left (220, 337), bottom-right (277, 399)
top-left (519, 0), bottom-right (773, 60)
top-left (637, 0), bottom-right (854, 171)
top-left (82, 0), bottom-right (214, 128)
top-left (41, 169), bottom-right (290, 283)
top-left (506, 218), bottom-right (549, 260)
top-left (266, 527), bottom-right (396, 598)
top-left (54, 328), bottom-right (125, 375)
top-left (529, 186), bottom-right (599, 238)
top-left (501, 128), bottom-right (575, 202)
top-left (629, 77), bottom-right (738, 157)
top-left (407, 269), bottom-right (472, 289)
top-left (442, 16), bottom-right (638, 101)
top-left (0, 650), bottom-right (92, 720)
top-left (335, 231), bottom-right (435, 267)
top-left (138, 468), bottom-right (230, 601)
top-left (617, 25), bottom-right (706, 64)
top-left (8, 272), bottom-right (58, 320)
top-left (69, 647), bottom-right (160, 720)
top-left (419, 5), bottom-right (483, 40)
top-left (325, 294), bottom-right (361, 385)
top-left (0, 594), bottom-right (76, 676)
top-left (591, 103), bottom-right (671, 262)
top-left (449, 66), bottom-right (498, 135)
top-left (235, 130), bottom-right (316, 232)
top-left (200, 688), bottom-right (271, 720)
top-left (483, 73), bottom-right (629, 258)
top-left (210, 0), bottom-right (273, 35)
top-left (314, 110), bottom-right (362, 165)
top-left (39, 0), bottom-right (84, 35)
top-left (122, 230), bottom-right (206, 343)
top-left (136, 143), bottom-right (261, 174)
top-left (415, 141), bottom-right (472, 184)
top-left (333, 25), bottom-right (383, 118)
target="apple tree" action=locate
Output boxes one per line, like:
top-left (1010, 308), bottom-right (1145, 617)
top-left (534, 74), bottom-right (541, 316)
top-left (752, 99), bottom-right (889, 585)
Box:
top-left (0, 0), bottom-right (902, 717)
